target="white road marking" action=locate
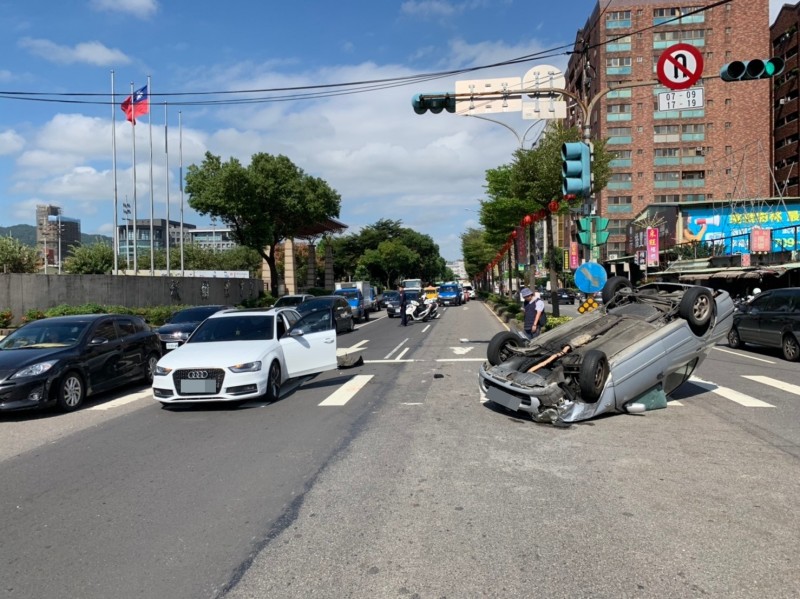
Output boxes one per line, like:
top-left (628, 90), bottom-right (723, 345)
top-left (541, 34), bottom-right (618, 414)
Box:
top-left (690, 376), bottom-right (775, 407)
top-left (713, 346), bottom-right (776, 364)
top-left (669, 401), bottom-right (684, 406)
top-left (421, 324), bottom-right (431, 333)
top-left (742, 375), bottom-right (800, 396)
top-left (365, 359), bottom-right (415, 364)
top-left (450, 346), bottom-right (474, 355)
top-left (318, 374), bottom-right (373, 406)
top-left (88, 390), bottom-right (151, 410)
top-left (342, 339), bottom-right (369, 350)
top-left (401, 402), bottom-right (424, 405)
top-left (396, 347), bottom-right (410, 361)
top-left (435, 358), bottom-right (484, 362)
top-left (384, 338), bottom-right (408, 360)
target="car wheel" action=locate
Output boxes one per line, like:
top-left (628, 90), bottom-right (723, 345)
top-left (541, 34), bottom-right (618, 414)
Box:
top-left (348, 316), bottom-right (355, 332)
top-left (487, 331), bottom-right (525, 366)
top-left (602, 276), bottom-right (632, 307)
top-left (57, 371), bottom-right (85, 412)
top-left (679, 287), bottom-right (714, 334)
top-left (142, 352), bottom-right (159, 384)
top-left (782, 334), bottom-right (800, 362)
top-left (265, 361), bottom-right (281, 401)
top-left (579, 350), bottom-right (608, 403)
top-left (727, 326), bottom-right (744, 349)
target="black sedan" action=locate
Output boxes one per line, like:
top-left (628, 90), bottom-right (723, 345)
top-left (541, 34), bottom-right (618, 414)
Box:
top-left (155, 304), bottom-right (232, 352)
top-left (0, 314), bottom-right (161, 412)
top-left (295, 295), bottom-right (355, 334)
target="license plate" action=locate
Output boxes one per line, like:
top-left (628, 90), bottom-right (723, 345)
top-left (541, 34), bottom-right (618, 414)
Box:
top-left (181, 379), bottom-right (216, 393)
top-left (166, 342), bottom-right (179, 349)
top-left (485, 384), bottom-right (521, 411)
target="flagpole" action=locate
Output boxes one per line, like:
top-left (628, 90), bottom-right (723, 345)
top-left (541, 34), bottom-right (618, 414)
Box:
top-left (164, 101), bottom-right (170, 276)
top-left (131, 81), bottom-right (138, 273)
top-left (111, 70), bottom-right (119, 275)
top-left (179, 111), bottom-right (185, 276)
top-left (148, 75), bottom-right (155, 276)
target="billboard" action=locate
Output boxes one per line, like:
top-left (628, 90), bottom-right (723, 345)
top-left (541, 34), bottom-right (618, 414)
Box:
top-left (681, 203), bottom-right (800, 254)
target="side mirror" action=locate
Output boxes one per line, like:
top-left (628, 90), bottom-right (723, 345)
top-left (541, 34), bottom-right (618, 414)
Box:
top-left (288, 329), bottom-right (305, 337)
top-left (90, 337), bottom-right (109, 345)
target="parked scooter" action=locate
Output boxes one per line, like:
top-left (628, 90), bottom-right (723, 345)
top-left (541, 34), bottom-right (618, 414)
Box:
top-left (405, 297), bottom-right (439, 322)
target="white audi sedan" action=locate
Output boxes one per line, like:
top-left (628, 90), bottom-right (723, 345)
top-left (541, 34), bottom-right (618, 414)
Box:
top-left (152, 307), bottom-right (337, 407)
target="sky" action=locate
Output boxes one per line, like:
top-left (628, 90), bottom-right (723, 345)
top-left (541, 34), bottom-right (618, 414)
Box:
top-left (0, 0), bottom-right (787, 261)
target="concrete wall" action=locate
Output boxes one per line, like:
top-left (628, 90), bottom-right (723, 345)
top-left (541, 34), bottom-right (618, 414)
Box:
top-left (0, 274), bottom-right (264, 325)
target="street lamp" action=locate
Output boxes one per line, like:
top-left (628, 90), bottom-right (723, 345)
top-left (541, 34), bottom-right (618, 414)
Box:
top-left (122, 201), bottom-right (132, 270)
top-left (210, 216), bottom-right (217, 253)
top-left (40, 219), bottom-right (48, 275)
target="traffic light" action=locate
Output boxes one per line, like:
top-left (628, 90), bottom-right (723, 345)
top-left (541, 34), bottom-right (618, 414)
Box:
top-left (561, 142), bottom-right (592, 197)
top-left (595, 217), bottom-right (610, 245)
top-left (576, 217), bottom-right (592, 246)
top-left (720, 58), bottom-right (785, 82)
top-left (412, 93), bottom-right (456, 114)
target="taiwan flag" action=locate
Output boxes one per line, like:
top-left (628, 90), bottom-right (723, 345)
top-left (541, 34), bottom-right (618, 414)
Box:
top-left (121, 84), bottom-right (149, 124)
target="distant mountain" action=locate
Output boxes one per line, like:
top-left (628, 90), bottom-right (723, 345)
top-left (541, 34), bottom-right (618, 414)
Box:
top-left (0, 224), bottom-right (112, 247)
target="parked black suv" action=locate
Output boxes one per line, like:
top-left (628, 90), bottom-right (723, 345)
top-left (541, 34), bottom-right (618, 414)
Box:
top-left (728, 288), bottom-right (800, 361)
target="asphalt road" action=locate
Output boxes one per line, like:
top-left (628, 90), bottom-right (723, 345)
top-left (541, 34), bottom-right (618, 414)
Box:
top-left (1, 301), bottom-right (798, 598)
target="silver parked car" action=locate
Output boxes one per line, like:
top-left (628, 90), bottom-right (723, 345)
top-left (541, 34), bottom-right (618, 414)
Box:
top-left (479, 278), bottom-right (734, 426)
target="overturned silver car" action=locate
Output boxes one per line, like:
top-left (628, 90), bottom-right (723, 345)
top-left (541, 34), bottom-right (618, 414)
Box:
top-left (479, 278), bottom-right (734, 426)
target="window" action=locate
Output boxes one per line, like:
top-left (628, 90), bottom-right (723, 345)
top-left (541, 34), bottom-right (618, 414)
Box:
top-left (607, 195), bottom-right (632, 205)
top-left (608, 35), bottom-right (632, 52)
top-left (655, 194), bottom-right (680, 203)
top-left (609, 149), bottom-right (632, 167)
top-left (607, 126), bottom-right (632, 144)
top-left (655, 147), bottom-right (680, 165)
top-left (607, 10), bottom-right (631, 28)
top-left (607, 56), bottom-right (632, 75)
top-left (682, 123), bottom-right (705, 141)
top-left (609, 219), bottom-right (629, 236)
top-left (607, 103), bottom-right (632, 121)
top-left (683, 194), bottom-right (706, 202)
top-left (654, 124), bottom-right (680, 142)
top-left (654, 171), bottom-right (680, 188)
top-left (93, 320), bottom-right (119, 342)
top-left (608, 173), bottom-right (633, 189)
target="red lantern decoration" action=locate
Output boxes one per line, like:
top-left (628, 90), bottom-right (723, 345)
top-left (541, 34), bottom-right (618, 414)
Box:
top-left (538, 209), bottom-right (548, 219)
top-left (548, 200), bottom-right (559, 213)
top-left (511, 230), bottom-right (517, 238)
top-left (522, 214), bottom-right (532, 225)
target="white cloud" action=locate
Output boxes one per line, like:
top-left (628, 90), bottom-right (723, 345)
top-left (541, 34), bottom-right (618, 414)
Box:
top-left (0, 130), bottom-right (25, 155)
top-left (401, 1), bottom-right (460, 18)
top-left (19, 38), bottom-right (130, 66)
top-left (89, 0), bottom-right (158, 19)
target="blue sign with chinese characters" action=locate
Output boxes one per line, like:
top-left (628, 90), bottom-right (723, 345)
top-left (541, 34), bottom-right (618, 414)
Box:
top-left (682, 204), bottom-right (800, 253)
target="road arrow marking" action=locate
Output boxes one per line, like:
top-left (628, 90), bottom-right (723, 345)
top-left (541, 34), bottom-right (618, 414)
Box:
top-left (450, 346), bottom-right (474, 355)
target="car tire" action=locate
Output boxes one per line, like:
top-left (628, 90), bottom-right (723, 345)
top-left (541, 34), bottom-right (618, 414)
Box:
top-left (602, 276), bottom-right (632, 307)
top-left (57, 370), bottom-right (85, 412)
top-left (348, 317), bottom-right (355, 332)
top-left (265, 361), bottom-right (281, 401)
top-left (579, 350), bottom-right (608, 403)
top-left (679, 287), bottom-right (714, 334)
top-left (487, 331), bottom-right (525, 366)
top-left (782, 334), bottom-right (800, 362)
top-left (727, 326), bottom-right (744, 349)
top-left (142, 352), bottom-right (159, 384)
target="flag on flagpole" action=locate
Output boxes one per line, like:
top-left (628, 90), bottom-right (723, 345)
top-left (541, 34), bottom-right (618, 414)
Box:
top-left (121, 84), bottom-right (149, 124)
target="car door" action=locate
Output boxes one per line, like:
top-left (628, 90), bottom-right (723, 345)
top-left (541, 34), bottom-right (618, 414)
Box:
top-left (84, 317), bottom-right (125, 391)
top-left (335, 298), bottom-right (352, 332)
top-left (280, 310), bottom-right (337, 377)
top-left (115, 317), bottom-right (146, 382)
top-left (758, 290), bottom-right (792, 347)
top-left (736, 294), bottom-right (768, 344)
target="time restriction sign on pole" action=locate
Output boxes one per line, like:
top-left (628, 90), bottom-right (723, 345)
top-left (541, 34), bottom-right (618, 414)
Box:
top-left (656, 43), bottom-right (704, 90)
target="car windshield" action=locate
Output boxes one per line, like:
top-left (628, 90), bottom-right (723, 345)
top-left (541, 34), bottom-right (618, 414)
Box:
top-left (383, 291), bottom-right (400, 300)
top-left (0, 321), bottom-right (89, 349)
top-left (440, 285), bottom-right (458, 293)
top-left (406, 291), bottom-right (421, 302)
top-left (188, 315), bottom-right (274, 342)
top-left (336, 290), bottom-right (358, 299)
top-left (169, 306), bottom-right (224, 324)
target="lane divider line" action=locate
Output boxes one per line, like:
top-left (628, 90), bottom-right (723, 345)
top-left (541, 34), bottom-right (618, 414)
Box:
top-left (690, 376), bottom-right (775, 408)
top-left (742, 375), bottom-right (800, 397)
top-left (88, 390), bottom-right (151, 410)
top-left (713, 346), bottom-right (775, 364)
top-left (318, 374), bottom-right (374, 406)
top-left (383, 338), bottom-right (408, 360)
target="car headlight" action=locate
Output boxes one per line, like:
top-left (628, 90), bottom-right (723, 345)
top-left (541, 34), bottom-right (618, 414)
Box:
top-left (155, 365), bottom-right (173, 376)
top-left (11, 360), bottom-right (58, 379)
top-left (228, 361), bottom-right (262, 373)
top-left (173, 331), bottom-right (190, 339)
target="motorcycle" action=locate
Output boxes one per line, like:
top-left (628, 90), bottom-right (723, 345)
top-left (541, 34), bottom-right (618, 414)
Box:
top-left (405, 298), bottom-right (439, 322)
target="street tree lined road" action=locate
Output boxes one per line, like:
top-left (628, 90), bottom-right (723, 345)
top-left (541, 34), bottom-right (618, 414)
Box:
top-left (2, 303), bottom-right (798, 598)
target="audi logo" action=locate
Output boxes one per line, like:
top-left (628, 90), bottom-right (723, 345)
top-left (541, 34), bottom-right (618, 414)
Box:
top-left (186, 370), bottom-right (209, 379)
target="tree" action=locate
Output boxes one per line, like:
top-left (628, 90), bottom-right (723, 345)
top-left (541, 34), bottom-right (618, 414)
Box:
top-left (0, 237), bottom-right (38, 273)
top-left (508, 122), bottom-right (611, 315)
top-left (460, 228), bottom-right (495, 282)
top-left (63, 243), bottom-right (114, 274)
top-left (185, 152), bottom-right (341, 296)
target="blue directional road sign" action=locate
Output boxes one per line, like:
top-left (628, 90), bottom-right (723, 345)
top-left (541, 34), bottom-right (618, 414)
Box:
top-left (574, 262), bottom-right (608, 294)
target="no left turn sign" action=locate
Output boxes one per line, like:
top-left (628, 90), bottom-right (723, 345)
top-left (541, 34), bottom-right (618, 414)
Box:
top-left (657, 43), bottom-right (704, 90)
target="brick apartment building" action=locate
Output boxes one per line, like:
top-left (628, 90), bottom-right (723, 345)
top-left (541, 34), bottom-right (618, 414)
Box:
top-left (772, 2), bottom-right (800, 197)
top-left (565, 0), bottom-right (771, 261)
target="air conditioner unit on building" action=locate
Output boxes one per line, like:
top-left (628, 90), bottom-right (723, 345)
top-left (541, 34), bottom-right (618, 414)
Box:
top-left (608, 253), bottom-right (618, 260)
